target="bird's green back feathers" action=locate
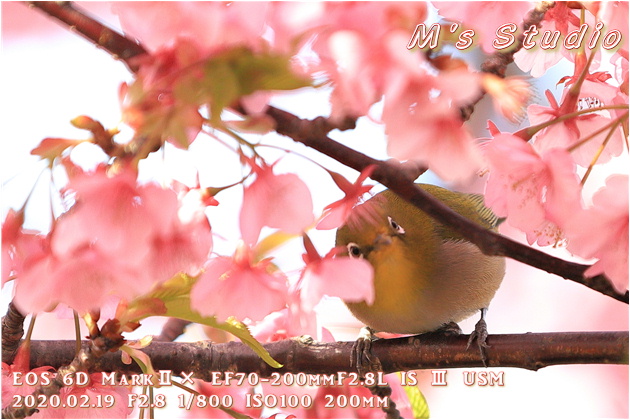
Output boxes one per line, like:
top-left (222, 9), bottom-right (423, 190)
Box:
top-left (377, 184), bottom-right (501, 243)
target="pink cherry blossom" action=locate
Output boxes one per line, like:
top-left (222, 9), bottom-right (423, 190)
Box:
top-left (59, 165), bottom-right (213, 281)
top-left (14, 246), bottom-right (139, 315)
top-left (596, 1), bottom-right (629, 51)
top-left (513, 2), bottom-right (583, 77)
top-left (250, 309), bottom-right (293, 343)
top-left (316, 166), bottom-right (375, 230)
top-left (265, 3), bottom-right (326, 54)
top-left (481, 74), bottom-right (533, 123)
top-left (251, 308), bottom-right (335, 344)
top-left (483, 132), bottom-right (582, 246)
top-left (1, 209), bottom-right (46, 286)
top-left (144, 186), bottom-right (214, 283)
top-left (113, 2), bottom-right (269, 54)
top-left (383, 75), bottom-right (483, 182)
top-left (309, 3), bottom-right (433, 122)
top-left (240, 161), bottom-right (314, 245)
top-left (52, 166), bottom-right (157, 263)
top-left (566, 175), bottom-right (628, 292)
top-left (611, 51), bottom-right (628, 96)
top-left (528, 82), bottom-right (626, 167)
top-left (299, 236), bottom-right (374, 313)
top-left (12, 165), bottom-right (213, 315)
top-left (191, 241), bottom-right (288, 322)
top-left (434, 1), bottom-right (533, 53)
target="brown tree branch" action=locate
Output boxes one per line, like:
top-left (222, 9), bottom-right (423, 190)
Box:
top-left (153, 318), bottom-right (191, 342)
top-left (1, 302), bottom-right (26, 364)
top-left (265, 106), bottom-right (629, 304)
top-left (22, 332), bottom-right (629, 378)
top-left (24, 1), bottom-right (146, 72)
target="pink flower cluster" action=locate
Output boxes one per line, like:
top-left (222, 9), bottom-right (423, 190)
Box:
top-left (478, 1), bottom-right (629, 292)
top-left (112, 2), bottom-right (489, 181)
top-left (3, 165), bottom-right (213, 315)
top-left (190, 163), bottom-right (374, 331)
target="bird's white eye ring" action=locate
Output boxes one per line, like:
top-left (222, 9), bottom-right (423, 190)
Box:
top-left (388, 216), bottom-right (405, 235)
top-left (347, 242), bottom-right (363, 259)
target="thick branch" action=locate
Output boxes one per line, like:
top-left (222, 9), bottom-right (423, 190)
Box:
top-left (25, 332), bottom-right (629, 378)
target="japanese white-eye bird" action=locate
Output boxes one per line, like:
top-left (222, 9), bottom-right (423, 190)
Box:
top-left (336, 184), bottom-right (505, 363)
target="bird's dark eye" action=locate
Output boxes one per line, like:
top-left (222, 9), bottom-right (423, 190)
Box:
top-left (347, 242), bottom-right (363, 259)
top-left (388, 216), bottom-right (405, 235)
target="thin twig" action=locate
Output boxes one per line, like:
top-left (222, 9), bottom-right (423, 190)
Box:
top-left (460, 1), bottom-right (555, 120)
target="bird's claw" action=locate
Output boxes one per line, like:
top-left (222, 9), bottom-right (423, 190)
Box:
top-left (351, 327), bottom-right (382, 378)
top-left (467, 308), bottom-right (490, 367)
top-left (435, 321), bottom-right (463, 336)
top-left (295, 335), bottom-right (314, 345)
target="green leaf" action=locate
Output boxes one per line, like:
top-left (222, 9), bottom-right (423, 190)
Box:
top-left (164, 296), bottom-right (283, 369)
top-left (137, 274), bottom-right (283, 369)
top-left (232, 50), bottom-right (311, 93)
top-left (398, 373), bottom-right (430, 419)
top-left (195, 47), bottom-right (312, 128)
top-left (203, 60), bottom-right (240, 125)
top-left (254, 231), bottom-right (299, 260)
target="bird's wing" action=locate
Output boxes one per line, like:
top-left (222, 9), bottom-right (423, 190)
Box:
top-left (463, 193), bottom-right (503, 230)
top-left (416, 184), bottom-right (501, 242)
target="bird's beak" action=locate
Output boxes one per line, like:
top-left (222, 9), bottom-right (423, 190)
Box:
top-left (373, 233), bottom-right (392, 249)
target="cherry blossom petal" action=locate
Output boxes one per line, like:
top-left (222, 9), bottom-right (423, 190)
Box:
top-left (566, 175), bottom-right (628, 291)
top-left (483, 133), bottom-right (581, 245)
top-left (316, 167), bottom-right (375, 230)
top-left (384, 96), bottom-right (483, 182)
top-left (15, 246), bottom-right (147, 315)
top-left (1, 210), bottom-right (45, 285)
top-left (114, 2), bottom-right (269, 53)
top-left (240, 164), bottom-right (314, 245)
top-left (51, 167), bottom-right (154, 263)
top-left (434, 1), bottom-right (533, 53)
top-left (300, 255), bottom-right (374, 313)
top-left (191, 244), bottom-right (288, 322)
top-left (2, 346), bottom-right (57, 419)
